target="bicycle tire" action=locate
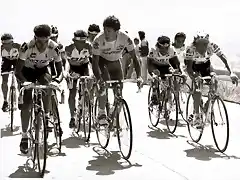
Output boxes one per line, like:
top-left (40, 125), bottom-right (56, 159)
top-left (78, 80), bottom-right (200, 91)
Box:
top-left (75, 92), bottom-right (82, 133)
top-left (211, 96), bottom-right (229, 153)
top-left (186, 93), bottom-right (204, 143)
top-left (82, 92), bottom-right (92, 142)
top-left (51, 95), bottom-right (62, 152)
top-left (94, 97), bottom-right (110, 149)
top-left (178, 83), bottom-right (191, 121)
top-left (35, 110), bottom-right (47, 178)
top-left (116, 98), bottom-right (133, 160)
top-left (164, 90), bottom-right (178, 134)
top-left (9, 87), bottom-right (14, 132)
top-left (148, 86), bottom-right (160, 127)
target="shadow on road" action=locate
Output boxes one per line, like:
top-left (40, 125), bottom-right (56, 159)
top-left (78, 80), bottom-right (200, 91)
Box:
top-left (86, 147), bottom-right (142, 175)
top-left (62, 134), bottom-right (98, 149)
top-left (184, 141), bottom-right (240, 161)
top-left (147, 127), bottom-right (175, 139)
top-left (1, 126), bottom-right (20, 138)
top-left (8, 164), bottom-right (50, 178)
top-left (159, 119), bottom-right (187, 128)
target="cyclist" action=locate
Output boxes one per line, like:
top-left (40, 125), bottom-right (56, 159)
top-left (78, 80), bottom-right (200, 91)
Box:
top-left (88, 24), bottom-right (101, 44)
top-left (172, 32), bottom-right (188, 76)
top-left (92, 15), bottom-right (142, 125)
top-left (15, 24), bottom-right (62, 154)
top-left (185, 31), bottom-right (238, 128)
top-left (65, 30), bottom-right (92, 128)
top-left (138, 31), bottom-right (149, 84)
top-left (50, 25), bottom-right (66, 69)
top-left (1, 33), bottom-right (20, 112)
top-left (148, 36), bottom-right (181, 105)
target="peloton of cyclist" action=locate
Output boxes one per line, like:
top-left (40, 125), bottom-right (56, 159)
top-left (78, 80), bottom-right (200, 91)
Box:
top-left (65, 30), bottom-right (92, 128)
top-left (91, 15), bottom-right (142, 125)
top-left (15, 24), bottom-right (62, 154)
top-left (1, 34), bottom-right (21, 112)
top-left (184, 31), bottom-right (238, 128)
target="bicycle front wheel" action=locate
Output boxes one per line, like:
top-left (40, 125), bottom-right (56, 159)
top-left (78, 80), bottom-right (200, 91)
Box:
top-left (82, 92), bottom-right (92, 142)
top-left (211, 96), bottom-right (229, 153)
top-left (164, 90), bottom-right (178, 134)
top-left (94, 97), bottom-right (110, 149)
top-left (116, 98), bottom-right (133, 160)
top-left (148, 86), bottom-right (161, 127)
top-left (35, 110), bottom-right (47, 178)
top-left (51, 95), bottom-right (62, 152)
top-left (186, 93), bottom-right (204, 143)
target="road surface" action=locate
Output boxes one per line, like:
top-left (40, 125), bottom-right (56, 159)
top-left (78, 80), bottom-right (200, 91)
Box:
top-left (1, 82), bottom-right (240, 180)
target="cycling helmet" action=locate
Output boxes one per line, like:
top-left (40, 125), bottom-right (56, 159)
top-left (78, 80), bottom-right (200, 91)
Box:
top-left (73, 30), bottom-right (88, 41)
top-left (157, 36), bottom-right (170, 47)
top-left (174, 32), bottom-right (186, 40)
top-left (34, 24), bottom-right (51, 38)
top-left (51, 25), bottom-right (59, 37)
top-left (194, 31), bottom-right (209, 41)
top-left (1, 33), bottom-right (13, 43)
top-left (103, 15), bottom-right (121, 31)
top-left (88, 24), bottom-right (100, 34)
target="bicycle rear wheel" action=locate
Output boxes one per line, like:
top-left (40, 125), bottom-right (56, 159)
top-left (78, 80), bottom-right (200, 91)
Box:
top-left (164, 90), bottom-right (178, 134)
top-left (116, 98), bottom-right (133, 160)
top-left (186, 93), bottom-right (204, 143)
top-left (211, 96), bottom-right (229, 153)
top-left (35, 110), bottom-right (47, 178)
top-left (51, 95), bottom-right (62, 152)
top-left (148, 86), bottom-right (161, 127)
top-left (94, 97), bottom-right (110, 149)
top-left (82, 92), bottom-right (92, 142)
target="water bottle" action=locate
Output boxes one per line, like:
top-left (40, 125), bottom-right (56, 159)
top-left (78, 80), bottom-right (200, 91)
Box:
top-left (60, 90), bottom-right (65, 104)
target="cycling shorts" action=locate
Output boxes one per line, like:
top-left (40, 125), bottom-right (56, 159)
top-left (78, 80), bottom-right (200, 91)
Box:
top-left (22, 66), bottom-right (51, 83)
top-left (99, 56), bottom-right (123, 80)
top-left (192, 60), bottom-right (212, 77)
top-left (70, 63), bottom-right (89, 76)
top-left (1, 58), bottom-right (17, 74)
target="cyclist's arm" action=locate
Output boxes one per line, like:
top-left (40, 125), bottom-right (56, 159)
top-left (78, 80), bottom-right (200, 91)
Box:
top-left (15, 42), bottom-right (28, 82)
top-left (212, 43), bottom-right (232, 74)
top-left (126, 37), bottom-right (141, 78)
top-left (52, 46), bottom-right (62, 78)
top-left (92, 39), bottom-right (101, 80)
top-left (169, 55), bottom-right (181, 73)
top-left (184, 48), bottom-right (195, 78)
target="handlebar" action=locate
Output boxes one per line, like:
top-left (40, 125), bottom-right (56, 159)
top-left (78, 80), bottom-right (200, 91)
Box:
top-left (1, 70), bottom-right (15, 75)
top-left (19, 82), bottom-right (61, 94)
top-left (105, 79), bottom-right (138, 84)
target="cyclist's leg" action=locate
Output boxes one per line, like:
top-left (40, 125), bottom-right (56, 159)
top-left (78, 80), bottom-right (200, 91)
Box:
top-left (97, 59), bottom-right (110, 124)
top-left (1, 59), bottom-right (11, 112)
top-left (19, 67), bottom-right (35, 154)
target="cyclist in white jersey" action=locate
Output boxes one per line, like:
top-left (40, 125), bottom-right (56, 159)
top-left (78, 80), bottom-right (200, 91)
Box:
top-left (92, 15), bottom-right (142, 125)
top-left (1, 33), bottom-right (20, 112)
top-left (15, 24), bottom-right (62, 154)
top-left (172, 32), bottom-right (187, 74)
top-left (185, 31), bottom-right (238, 128)
top-left (50, 25), bottom-right (66, 69)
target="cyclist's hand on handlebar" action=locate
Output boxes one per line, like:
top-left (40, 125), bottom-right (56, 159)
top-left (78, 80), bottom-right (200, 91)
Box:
top-left (22, 81), bottom-right (32, 86)
top-left (230, 73), bottom-right (238, 86)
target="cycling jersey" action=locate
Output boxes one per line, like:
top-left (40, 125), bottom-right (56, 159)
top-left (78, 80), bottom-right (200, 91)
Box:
top-left (185, 42), bottom-right (222, 64)
top-left (92, 31), bottom-right (134, 61)
top-left (139, 39), bottom-right (149, 57)
top-left (65, 43), bottom-right (91, 66)
top-left (19, 39), bottom-right (61, 69)
top-left (149, 46), bottom-right (177, 66)
top-left (1, 43), bottom-right (20, 60)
